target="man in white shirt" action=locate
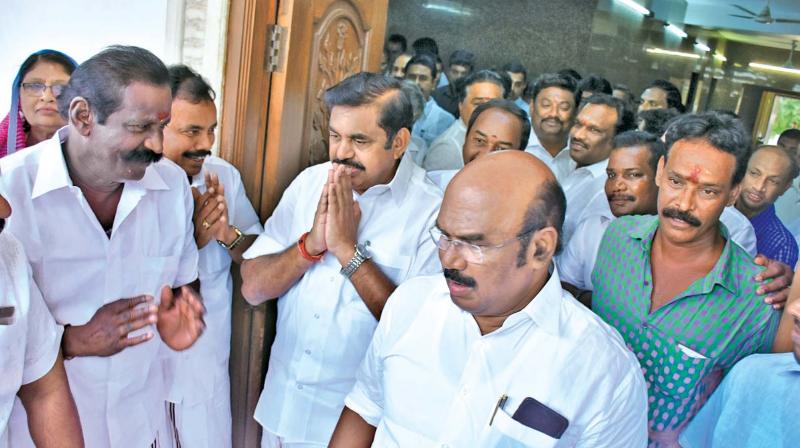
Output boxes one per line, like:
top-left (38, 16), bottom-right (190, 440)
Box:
top-left (330, 150), bottom-right (648, 447)
top-left (422, 70), bottom-right (508, 171)
top-left (559, 131), bottom-right (791, 309)
top-left (161, 65), bottom-right (263, 448)
top-left (524, 73), bottom-right (578, 181)
top-left (0, 182), bottom-right (83, 448)
top-left (773, 128), bottom-right (800, 231)
top-left (1, 46), bottom-right (205, 448)
top-left (561, 94), bottom-right (636, 244)
top-left (240, 72), bottom-right (443, 447)
top-left (404, 54), bottom-right (455, 147)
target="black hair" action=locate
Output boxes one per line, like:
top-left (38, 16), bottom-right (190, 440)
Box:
top-left (458, 70), bottom-right (510, 103)
top-left (755, 145), bottom-right (800, 180)
top-left (466, 99), bottom-right (531, 150)
top-left (387, 34), bottom-right (407, 52)
top-left (524, 72), bottom-right (577, 104)
top-left (412, 37), bottom-right (439, 56)
top-left (324, 72), bottom-right (412, 150)
top-left (17, 52), bottom-right (77, 88)
top-left (404, 53), bottom-right (438, 79)
top-left (637, 108), bottom-right (680, 137)
top-left (612, 130), bottom-right (666, 173)
top-left (58, 45), bottom-right (169, 124)
top-left (399, 80), bottom-right (426, 122)
top-left (517, 179), bottom-right (566, 265)
top-left (778, 128), bottom-right (800, 142)
top-left (557, 68), bottom-right (582, 82)
top-left (168, 64), bottom-right (215, 103)
top-left (579, 94), bottom-right (636, 136)
top-left (663, 111), bottom-right (752, 185)
top-left (449, 49), bottom-right (475, 71)
top-left (646, 79), bottom-right (685, 113)
top-left (502, 61), bottom-right (528, 81)
top-left (577, 74), bottom-right (612, 99)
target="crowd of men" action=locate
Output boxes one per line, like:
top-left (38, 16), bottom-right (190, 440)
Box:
top-left (1, 33), bottom-right (799, 448)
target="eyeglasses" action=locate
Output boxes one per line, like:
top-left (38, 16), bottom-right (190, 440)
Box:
top-left (429, 226), bottom-right (536, 264)
top-left (21, 82), bottom-right (67, 97)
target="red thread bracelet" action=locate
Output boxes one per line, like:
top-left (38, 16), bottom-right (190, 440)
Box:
top-left (298, 231), bottom-right (325, 262)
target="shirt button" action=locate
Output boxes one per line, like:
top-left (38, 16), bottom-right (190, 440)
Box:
top-left (296, 384), bottom-right (303, 390)
top-left (314, 313), bottom-right (320, 319)
top-left (329, 276), bottom-right (335, 282)
top-left (304, 349), bottom-right (311, 355)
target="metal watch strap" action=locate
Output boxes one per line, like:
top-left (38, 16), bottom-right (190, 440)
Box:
top-left (340, 241), bottom-right (370, 278)
top-left (217, 225), bottom-right (245, 250)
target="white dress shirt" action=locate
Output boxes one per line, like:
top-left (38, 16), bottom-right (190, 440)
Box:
top-left (774, 177), bottom-right (800, 227)
top-left (345, 269), bottom-right (648, 447)
top-left (561, 158), bottom-right (609, 244)
top-left (0, 232), bottom-right (62, 448)
top-left (524, 129), bottom-right (574, 181)
top-left (402, 135), bottom-right (429, 167)
top-left (514, 97), bottom-right (530, 120)
top-left (422, 119), bottom-right (466, 171)
top-left (720, 206), bottom-right (757, 257)
top-left (243, 155), bottom-right (443, 444)
top-left (0, 129), bottom-right (199, 448)
top-left (413, 98), bottom-right (455, 147)
top-left (557, 192), bottom-right (614, 290)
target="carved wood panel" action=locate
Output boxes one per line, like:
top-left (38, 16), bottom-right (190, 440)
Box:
top-left (304, 1), bottom-right (371, 165)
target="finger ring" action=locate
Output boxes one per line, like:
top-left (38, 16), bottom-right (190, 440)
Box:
top-left (202, 220), bottom-right (210, 229)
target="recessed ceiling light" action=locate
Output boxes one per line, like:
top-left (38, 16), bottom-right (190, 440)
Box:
top-left (617, 0), bottom-right (650, 16)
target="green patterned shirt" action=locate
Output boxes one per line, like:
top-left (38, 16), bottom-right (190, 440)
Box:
top-left (591, 215), bottom-right (780, 446)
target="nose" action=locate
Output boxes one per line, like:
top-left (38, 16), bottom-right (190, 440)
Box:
top-left (753, 177), bottom-right (767, 193)
top-left (334, 137), bottom-right (355, 161)
top-left (438, 241), bottom-right (468, 271)
top-left (40, 85), bottom-right (56, 102)
top-left (612, 176), bottom-right (627, 192)
top-left (571, 124), bottom-right (586, 141)
top-left (676, 185), bottom-right (694, 212)
top-left (198, 130), bottom-right (215, 150)
top-left (144, 128), bottom-right (164, 154)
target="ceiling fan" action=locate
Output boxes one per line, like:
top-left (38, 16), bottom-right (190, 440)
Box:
top-left (730, 0), bottom-right (800, 24)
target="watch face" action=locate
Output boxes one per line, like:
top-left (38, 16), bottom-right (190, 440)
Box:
top-left (357, 241), bottom-right (372, 258)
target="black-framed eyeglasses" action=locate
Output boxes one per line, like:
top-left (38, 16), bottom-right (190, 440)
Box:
top-left (21, 82), bottom-right (67, 97)
top-left (429, 226), bottom-right (536, 264)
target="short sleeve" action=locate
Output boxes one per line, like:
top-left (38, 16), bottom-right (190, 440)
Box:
top-left (175, 178), bottom-right (200, 286)
top-left (406, 208), bottom-right (442, 278)
top-left (243, 169), bottom-right (311, 260)
top-left (344, 308), bottom-right (387, 426)
top-left (23, 268), bottom-right (63, 385)
top-left (557, 220), bottom-right (591, 290)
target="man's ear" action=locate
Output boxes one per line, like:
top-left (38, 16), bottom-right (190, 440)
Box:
top-left (528, 226), bottom-right (558, 270)
top-left (391, 127), bottom-right (411, 160)
top-left (654, 155), bottom-right (665, 188)
top-left (727, 182), bottom-right (742, 207)
top-left (69, 97), bottom-right (94, 137)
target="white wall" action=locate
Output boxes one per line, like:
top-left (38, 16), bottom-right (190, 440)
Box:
top-left (0, 0), bottom-right (180, 113)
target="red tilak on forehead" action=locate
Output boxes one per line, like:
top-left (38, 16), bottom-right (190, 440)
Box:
top-left (687, 166), bottom-right (701, 183)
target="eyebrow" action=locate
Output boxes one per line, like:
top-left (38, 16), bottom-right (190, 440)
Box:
top-left (435, 222), bottom-right (486, 242)
top-left (669, 170), bottom-right (722, 187)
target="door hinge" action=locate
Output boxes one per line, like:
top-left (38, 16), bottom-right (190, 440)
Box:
top-left (265, 24), bottom-right (287, 73)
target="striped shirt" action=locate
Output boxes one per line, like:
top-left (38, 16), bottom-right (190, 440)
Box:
top-left (749, 204), bottom-right (798, 268)
top-left (591, 215), bottom-right (780, 447)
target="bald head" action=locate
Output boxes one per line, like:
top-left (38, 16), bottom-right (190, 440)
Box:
top-left (445, 151), bottom-right (566, 264)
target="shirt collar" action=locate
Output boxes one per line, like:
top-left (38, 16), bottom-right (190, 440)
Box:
top-left (358, 151), bottom-right (415, 205)
top-left (508, 265), bottom-right (564, 336)
top-left (750, 204), bottom-right (777, 228)
top-left (577, 158), bottom-right (608, 178)
top-left (32, 127), bottom-right (169, 199)
top-left (628, 215), bottom-right (740, 295)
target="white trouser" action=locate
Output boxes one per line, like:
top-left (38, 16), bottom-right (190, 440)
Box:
top-left (167, 369), bottom-right (232, 448)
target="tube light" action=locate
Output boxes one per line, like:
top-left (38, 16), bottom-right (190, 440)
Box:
top-left (665, 23), bottom-right (688, 39)
top-left (749, 62), bottom-right (800, 76)
top-left (713, 53), bottom-right (727, 62)
top-left (422, 3), bottom-right (473, 16)
top-left (617, 0), bottom-right (650, 15)
top-left (646, 47), bottom-right (701, 59)
top-left (694, 42), bottom-right (711, 52)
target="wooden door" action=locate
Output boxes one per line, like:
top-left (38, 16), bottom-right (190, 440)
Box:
top-left (219, 0), bottom-right (387, 446)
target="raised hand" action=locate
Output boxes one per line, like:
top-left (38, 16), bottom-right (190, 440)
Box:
top-left (157, 285), bottom-right (206, 351)
top-left (63, 296), bottom-right (157, 358)
top-left (191, 175), bottom-right (228, 248)
top-left (325, 164), bottom-right (362, 264)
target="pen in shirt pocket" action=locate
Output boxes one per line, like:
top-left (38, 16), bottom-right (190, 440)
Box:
top-left (0, 306), bottom-right (15, 325)
top-left (489, 394), bottom-right (508, 426)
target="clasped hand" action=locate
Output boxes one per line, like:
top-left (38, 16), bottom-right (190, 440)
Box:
top-left (191, 172), bottom-right (233, 248)
top-left (304, 164), bottom-right (362, 265)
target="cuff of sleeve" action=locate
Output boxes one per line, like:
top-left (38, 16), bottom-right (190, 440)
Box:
top-left (22, 325), bottom-right (64, 385)
top-left (344, 383), bottom-right (383, 428)
top-left (243, 234), bottom-right (285, 260)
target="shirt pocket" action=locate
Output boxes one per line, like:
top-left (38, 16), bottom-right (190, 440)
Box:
top-left (646, 331), bottom-right (714, 402)
top-left (486, 407), bottom-right (562, 448)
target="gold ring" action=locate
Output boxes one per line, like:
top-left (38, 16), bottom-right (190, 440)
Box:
top-left (202, 220), bottom-right (210, 229)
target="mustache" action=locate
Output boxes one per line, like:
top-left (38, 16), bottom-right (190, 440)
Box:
top-left (541, 117), bottom-right (563, 126)
top-left (121, 146), bottom-right (163, 164)
top-left (332, 159), bottom-right (365, 171)
top-left (608, 194), bottom-right (636, 202)
top-left (443, 268), bottom-right (477, 288)
top-left (183, 150), bottom-right (212, 159)
top-left (662, 207), bottom-right (702, 227)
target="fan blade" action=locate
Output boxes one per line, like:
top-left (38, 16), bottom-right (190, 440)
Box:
top-left (774, 18), bottom-right (800, 24)
top-left (732, 4), bottom-right (758, 16)
top-left (729, 14), bottom-right (755, 19)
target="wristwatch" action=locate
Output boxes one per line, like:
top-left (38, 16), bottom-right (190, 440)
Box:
top-left (340, 241), bottom-right (371, 278)
top-left (217, 225), bottom-right (245, 250)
